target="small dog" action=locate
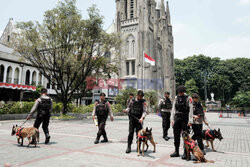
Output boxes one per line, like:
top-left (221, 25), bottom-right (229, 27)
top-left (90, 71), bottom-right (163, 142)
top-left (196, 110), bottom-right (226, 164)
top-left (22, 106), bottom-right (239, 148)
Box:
top-left (137, 127), bottom-right (156, 156)
top-left (202, 128), bottom-right (223, 151)
top-left (11, 125), bottom-right (39, 147)
top-left (182, 131), bottom-right (214, 163)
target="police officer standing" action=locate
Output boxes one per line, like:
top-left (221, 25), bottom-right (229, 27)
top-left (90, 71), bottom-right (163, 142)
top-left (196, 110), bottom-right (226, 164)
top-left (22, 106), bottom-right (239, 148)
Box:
top-left (192, 93), bottom-right (209, 155)
top-left (92, 93), bottom-right (114, 144)
top-left (27, 88), bottom-right (53, 144)
top-left (158, 92), bottom-right (172, 141)
top-left (170, 85), bottom-right (193, 158)
top-left (126, 93), bottom-right (134, 108)
top-left (123, 90), bottom-right (147, 153)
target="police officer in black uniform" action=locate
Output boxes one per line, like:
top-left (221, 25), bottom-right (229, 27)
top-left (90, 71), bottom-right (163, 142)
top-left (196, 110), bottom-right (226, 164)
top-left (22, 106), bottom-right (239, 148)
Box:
top-left (27, 88), bottom-right (53, 144)
top-left (192, 93), bottom-right (208, 155)
top-left (92, 93), bottom-right (114, 144)
top-left (158, 92), bottom-right (172, 141)
top-left (170, 85), bottom-right (193, 158)
top-left (123, 90), bottom-right (147, 153)
top-left (126, 93), bottom-right (134, 108)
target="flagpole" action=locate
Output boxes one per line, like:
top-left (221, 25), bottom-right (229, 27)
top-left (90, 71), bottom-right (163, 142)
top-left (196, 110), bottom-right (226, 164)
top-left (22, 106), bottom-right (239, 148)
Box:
top-left (143, 51), bottom-right (145, 90)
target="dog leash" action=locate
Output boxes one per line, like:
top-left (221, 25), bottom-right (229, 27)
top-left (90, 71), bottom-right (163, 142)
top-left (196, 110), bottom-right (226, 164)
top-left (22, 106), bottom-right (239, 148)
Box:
top-left (20, 119), bottom-right (28, 127)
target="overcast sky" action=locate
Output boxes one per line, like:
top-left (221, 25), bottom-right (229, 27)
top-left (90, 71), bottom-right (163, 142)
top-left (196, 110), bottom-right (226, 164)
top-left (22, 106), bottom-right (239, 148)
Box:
top-left (0, 0), bottom-right (250, 59)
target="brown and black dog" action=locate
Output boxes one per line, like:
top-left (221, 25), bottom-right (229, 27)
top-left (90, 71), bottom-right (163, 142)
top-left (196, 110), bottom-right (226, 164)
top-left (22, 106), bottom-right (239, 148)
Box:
top-left (202, 128), bottom-right (223, 151)
top-left (11, 125), bottom-right (39, 147)
top-left (137, 127), bottom-right (156, 156)
top-left (182, 131), bottom-right (214, 163)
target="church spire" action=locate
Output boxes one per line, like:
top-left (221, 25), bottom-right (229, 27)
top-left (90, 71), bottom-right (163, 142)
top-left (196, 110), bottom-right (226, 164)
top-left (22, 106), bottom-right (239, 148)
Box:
top-left (160, 0), bottom-right (166, 17)
top-left (166, 1), bottom-right (171, 24)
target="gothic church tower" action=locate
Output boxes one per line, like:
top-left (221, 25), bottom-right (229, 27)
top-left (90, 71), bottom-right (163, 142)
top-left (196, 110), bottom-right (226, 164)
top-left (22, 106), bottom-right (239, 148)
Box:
top-left (115, 0), bottom-right (175, 97)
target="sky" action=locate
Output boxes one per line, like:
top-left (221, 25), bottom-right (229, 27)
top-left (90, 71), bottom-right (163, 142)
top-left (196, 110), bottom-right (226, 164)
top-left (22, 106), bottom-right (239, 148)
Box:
top-left (0, 0), bottom-right (250, 60)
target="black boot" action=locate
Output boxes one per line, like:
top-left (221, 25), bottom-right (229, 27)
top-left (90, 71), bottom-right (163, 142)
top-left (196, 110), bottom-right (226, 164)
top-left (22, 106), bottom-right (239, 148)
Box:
top-left (45, 134), bottom-right (50, 144)
top-left (170, 149), bottom-right (179, 157)
top-left (126, 144), bottom-right (131, 153)
top-left (101, 134), bottom-right (108, 143)
top-left (94, 134), bottom-right (100, 144)
top-left (164, 136), bottom-right (169, 141)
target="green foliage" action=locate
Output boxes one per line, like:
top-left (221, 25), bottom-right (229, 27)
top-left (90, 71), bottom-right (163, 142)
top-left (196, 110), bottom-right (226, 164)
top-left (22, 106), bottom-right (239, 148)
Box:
top-left (185, 78), bottom-right (198, 96)
top-left (175, 55), bottom-right (250, 105)
top-left (232, 91), bottom-right (250, 107)
top-left (144, 91), bottom-right (158, 107)
top-left (115, 87), bottom-right (137, 107)
top-left (14, 0), bottom-right (119, 114)
top-left (72, 104), bottom-right (95, 114)
top-left (110, 104), bottom-right (123, 113)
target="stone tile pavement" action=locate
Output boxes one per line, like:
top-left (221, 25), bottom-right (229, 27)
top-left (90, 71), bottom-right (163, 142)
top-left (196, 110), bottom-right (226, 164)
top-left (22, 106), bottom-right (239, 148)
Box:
top-left (0, 113), bottom-right (249, 167)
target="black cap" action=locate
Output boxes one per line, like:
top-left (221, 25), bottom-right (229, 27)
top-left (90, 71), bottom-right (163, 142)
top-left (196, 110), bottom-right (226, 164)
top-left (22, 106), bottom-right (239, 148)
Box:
top-left (100, 92), bottom-right (106, 96)
top-left (192, 93), bottom-right (199, 98)
top-left (137, 90), bottom-right (144, 97)
top-left (41, 88), bottom-right (47, 94)
top-left (176, 85), bottom-right (186, 93)
top-left (165, 91), bottom-right (170, 95)
top-left (129, 93), bottom-right (134, 96)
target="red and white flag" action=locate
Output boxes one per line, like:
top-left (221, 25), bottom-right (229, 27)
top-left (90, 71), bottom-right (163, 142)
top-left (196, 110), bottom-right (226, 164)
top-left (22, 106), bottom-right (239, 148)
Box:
top-left (144, 52), bottom-right (155, 66)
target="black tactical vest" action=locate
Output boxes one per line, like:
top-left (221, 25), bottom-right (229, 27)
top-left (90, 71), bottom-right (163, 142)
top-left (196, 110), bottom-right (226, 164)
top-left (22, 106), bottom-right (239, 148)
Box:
top-left (130, 99), bottom-right (145, 116)
top-left (38, 98), bottom-right (52, 115)
top-left (193, 102), bottom-right (204, 116)
top-left (96, 101), bottom-right (109, 117)
top-left (161, 98), bottom-right (172, 109)
top-left (175, 95), bottom-right (189, 113)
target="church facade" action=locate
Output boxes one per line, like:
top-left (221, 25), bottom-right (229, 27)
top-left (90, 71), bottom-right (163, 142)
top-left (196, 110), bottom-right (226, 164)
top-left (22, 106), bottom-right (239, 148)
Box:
top-left (111, 0), bottom-right (175, 97)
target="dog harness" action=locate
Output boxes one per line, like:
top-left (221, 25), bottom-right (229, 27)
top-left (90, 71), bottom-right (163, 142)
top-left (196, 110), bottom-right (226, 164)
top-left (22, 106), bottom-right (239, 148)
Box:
top-left (205, 129), bottom-right (215, 139)
top-left (138, 132), bottom-right (146, 139)
top-left (184, 140), bottom-right (196, 150)
top-left (16, 128), bottom-right (24, 137)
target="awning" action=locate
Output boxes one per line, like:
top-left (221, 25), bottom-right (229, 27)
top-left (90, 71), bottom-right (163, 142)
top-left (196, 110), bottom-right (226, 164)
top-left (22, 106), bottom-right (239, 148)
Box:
top-left (0, 83), bottom-right (36, 91)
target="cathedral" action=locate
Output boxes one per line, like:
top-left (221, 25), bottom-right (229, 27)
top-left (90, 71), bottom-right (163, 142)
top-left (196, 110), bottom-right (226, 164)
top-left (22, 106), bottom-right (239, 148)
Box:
top-left (109, 0), bottom-right (175, 97)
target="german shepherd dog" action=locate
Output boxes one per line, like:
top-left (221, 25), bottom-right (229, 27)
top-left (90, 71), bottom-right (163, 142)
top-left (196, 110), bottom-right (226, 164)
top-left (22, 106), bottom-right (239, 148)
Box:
top-left (202, 128), bottom-right (223, 151)
top-left (11, 125), bottom-right (39, 147)
top-left (182, 131), bottom-right (214, 163)
top-left (137, 127), bottom-right (156, 156)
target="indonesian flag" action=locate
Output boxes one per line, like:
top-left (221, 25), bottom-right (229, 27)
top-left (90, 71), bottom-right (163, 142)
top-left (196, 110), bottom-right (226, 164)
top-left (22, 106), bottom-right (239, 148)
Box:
top-left (144, 52), bottom-right (155, 66)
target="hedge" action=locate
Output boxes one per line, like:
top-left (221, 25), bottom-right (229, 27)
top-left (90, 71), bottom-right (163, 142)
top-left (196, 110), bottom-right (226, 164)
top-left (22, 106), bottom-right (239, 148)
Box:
top-left (0, 101), bottom-right (123, 115)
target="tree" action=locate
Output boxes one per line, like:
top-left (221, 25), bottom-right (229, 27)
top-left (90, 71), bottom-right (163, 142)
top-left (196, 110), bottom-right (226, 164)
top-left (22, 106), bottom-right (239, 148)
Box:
top-left (115, 87), bottom-right (137, 108)
top-left (232, 91), bottom-right (250, 107)
top-left (14, 0), bottom-right (119, 114)
top-left (144, 90), bottom-right (158, 112)
top-left (185, 78), bottom-right (198, 96)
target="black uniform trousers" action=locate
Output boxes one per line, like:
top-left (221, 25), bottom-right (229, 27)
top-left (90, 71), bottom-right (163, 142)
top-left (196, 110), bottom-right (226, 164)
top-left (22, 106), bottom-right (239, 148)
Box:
top-left (192, 124), bottom-right (204, 150)
top-left (161, 111), bottom-right (171, 137)
top-left (34, 113), bottom-right (50, 135)
top-left (173, 113), bottom-right (189, 151)
top-left (97, 115), bottom-right (108, 137)
top-left (128, 115), bottom-right (142, 145)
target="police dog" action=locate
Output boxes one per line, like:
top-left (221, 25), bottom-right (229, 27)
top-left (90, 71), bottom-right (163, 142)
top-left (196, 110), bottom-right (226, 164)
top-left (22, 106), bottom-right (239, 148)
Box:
top-left (137, 127), bottom-right (156, 156)
top-left (182, 131), bottom-right (214, 163)
top-left (202, 128), bottom-right (223, 151)
top-left (11, 125), bottom-right (39, 147)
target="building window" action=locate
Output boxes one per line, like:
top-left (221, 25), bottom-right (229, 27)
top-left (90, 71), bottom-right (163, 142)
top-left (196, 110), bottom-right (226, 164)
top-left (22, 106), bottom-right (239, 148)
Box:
top-left (7, 35), bottom-right (10, 42)
top-left (126, 61), bottom-right (130, 75)
top-left (132, 60), bottom-right (135, 75)
top-left (25, 70), bottom-right (30, 85)
top-left (0, 65), bottom-right (4, 82)
top-left (125, 0), bottom-right (128, 19)
top-left (132, 40), bottom-right (135, 54)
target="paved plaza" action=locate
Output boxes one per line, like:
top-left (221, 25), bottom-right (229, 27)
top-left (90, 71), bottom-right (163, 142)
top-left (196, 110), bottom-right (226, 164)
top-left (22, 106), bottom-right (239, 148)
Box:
top-left (0, 113), bottom-right (250, 167)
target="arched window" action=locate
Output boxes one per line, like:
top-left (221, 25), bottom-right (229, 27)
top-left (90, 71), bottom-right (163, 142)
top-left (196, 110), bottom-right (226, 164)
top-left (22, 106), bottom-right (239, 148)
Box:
top-left (6, 66), bottom-right (12, 83)
top-left (14, 68), bottom-right (19, 84)
top-left (25, 70), bottom-right (30, 85)
top-left (38, 73), bottom-right (42, 85)
top-left (0, 65), bottom-right (4, 82)
top-left (132, 40), bottom-right (135, 54)
top-left (32, 71), bottom-right (37, 85)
